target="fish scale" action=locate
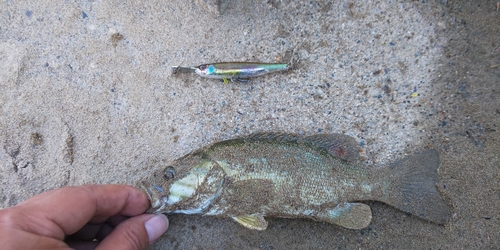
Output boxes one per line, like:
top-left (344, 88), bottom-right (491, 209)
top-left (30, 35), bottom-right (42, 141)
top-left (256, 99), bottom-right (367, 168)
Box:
top-left (211, 143), bottom-right (359, 206)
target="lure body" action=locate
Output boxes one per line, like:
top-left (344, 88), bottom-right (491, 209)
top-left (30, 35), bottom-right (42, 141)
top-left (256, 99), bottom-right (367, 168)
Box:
top-left (193, 62), bottom-right (289, 81)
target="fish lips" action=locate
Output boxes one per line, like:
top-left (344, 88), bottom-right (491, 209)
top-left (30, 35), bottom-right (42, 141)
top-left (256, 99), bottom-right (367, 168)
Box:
top-left (140, 182), bottom-right (169, 213)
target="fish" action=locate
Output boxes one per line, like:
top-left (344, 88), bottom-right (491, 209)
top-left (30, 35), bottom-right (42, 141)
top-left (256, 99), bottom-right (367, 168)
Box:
top-left (140, 133), bottom-right (450, 230)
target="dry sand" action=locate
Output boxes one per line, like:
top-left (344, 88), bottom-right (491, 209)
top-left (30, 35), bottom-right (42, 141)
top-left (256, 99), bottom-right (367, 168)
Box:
top-left (1, 0), bottom-right (499, 249)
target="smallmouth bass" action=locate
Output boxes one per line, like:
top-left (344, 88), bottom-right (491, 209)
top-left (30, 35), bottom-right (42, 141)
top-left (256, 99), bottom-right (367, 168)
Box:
top-left (140, 133), bottom-right (450, 230)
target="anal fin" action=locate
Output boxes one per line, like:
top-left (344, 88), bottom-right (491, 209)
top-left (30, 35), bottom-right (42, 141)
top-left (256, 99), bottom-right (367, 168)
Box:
top-left (319, 202), bottom-right (372, 229)
top-left (231, 214), bottom-right (268, 230)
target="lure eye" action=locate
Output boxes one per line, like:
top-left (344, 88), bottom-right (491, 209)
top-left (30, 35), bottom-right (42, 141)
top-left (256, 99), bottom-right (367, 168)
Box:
top-left (199, 65), bottom-right (206, 70)
top-left (206, 65), bottom-right (215, 74)
top-left (164, 166), bottom-right (176, 180)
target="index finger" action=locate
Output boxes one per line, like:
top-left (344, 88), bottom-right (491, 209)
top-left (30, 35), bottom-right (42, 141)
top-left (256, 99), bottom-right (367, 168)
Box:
top-left (12, 184), bottom-right (150, 240)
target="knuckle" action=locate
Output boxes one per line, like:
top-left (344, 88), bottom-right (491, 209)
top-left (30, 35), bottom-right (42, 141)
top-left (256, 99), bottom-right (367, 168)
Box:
top-left (0, 208), bottom-right (19, 228)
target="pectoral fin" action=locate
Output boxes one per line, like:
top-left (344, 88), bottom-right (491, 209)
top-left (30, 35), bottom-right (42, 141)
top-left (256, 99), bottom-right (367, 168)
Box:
top-left (231, 214), bottom-right (268, 230)
top-left (320, 202), bottom-right (372, 229)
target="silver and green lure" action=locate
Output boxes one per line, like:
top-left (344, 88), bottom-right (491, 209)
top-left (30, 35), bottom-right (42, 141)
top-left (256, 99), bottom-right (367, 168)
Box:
top-left (194, 62), bottom-right (289, 83)
top-left (172, 62), bottom-right (290, 84)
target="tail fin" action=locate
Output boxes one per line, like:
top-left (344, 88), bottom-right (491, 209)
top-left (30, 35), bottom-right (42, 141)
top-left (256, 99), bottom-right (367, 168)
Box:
top-left (380, 150), bottom-right (450, 224)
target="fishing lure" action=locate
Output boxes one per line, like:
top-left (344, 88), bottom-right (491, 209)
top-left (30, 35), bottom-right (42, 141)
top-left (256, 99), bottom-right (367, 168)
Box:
top-left (172, 51), bottom-right (295, 83)
top-left (194, 62), bottom-right (289, 83)
top-left (172, 63), bottom-right (290, 84)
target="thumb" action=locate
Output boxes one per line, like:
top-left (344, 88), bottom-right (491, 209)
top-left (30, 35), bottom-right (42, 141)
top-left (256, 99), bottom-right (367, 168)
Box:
top-left (96, 214), bottom-right (169, 250)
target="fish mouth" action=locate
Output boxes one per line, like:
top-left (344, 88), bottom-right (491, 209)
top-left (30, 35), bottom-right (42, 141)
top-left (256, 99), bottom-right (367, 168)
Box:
top-left (140, 182), bottom-right (168, 213)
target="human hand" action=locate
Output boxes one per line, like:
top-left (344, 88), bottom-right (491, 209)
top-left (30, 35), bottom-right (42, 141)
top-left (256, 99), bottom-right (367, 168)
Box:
top-left (0, 184), bottom-right (168, 250)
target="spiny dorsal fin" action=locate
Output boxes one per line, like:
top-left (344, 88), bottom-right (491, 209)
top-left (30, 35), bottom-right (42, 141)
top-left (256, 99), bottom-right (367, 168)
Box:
top-left (231, 214), bottom-right (268, 230)
top-left (200, 133), bottom-right (299, 152)
top-left (244, 132), bottom-right (359, 162)
top-left (301, 134), bottom-right (360, 163)
top-left (245, 132), bottom-right (301, 142)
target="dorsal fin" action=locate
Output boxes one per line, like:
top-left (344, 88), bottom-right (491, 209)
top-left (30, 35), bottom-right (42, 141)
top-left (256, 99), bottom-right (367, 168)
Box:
top-left (245, 132), bottom-right (301, 142)
top-left (301, 134), bottom-right (360, 163)
top-left (208, 132), bottom-right (359, 163)
top-left (245, 132), bottom-right (359, 162)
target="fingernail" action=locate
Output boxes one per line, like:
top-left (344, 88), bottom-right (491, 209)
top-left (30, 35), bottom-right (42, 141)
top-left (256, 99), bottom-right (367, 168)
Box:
top-left (145, 214), bottom-right (169, 243)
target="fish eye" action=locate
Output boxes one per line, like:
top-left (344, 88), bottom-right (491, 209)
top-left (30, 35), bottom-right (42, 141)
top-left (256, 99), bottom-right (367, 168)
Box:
top-left (199, 65), bottom-right (206, 70)
top-left (164, 166), bottom-right (176, 180)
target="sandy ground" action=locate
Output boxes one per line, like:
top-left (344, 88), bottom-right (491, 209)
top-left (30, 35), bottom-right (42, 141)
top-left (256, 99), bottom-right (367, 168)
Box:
top-left (1, 0), bottom-right (499, 249)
